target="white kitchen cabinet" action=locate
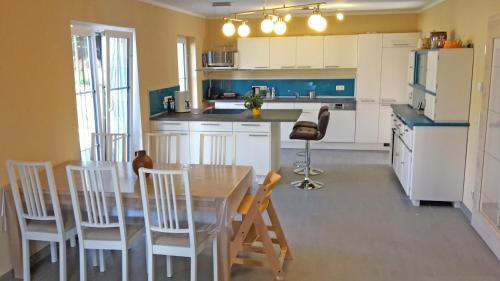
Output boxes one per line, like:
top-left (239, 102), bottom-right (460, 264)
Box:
top-left (294, 103), bottom-right (322, 122)
top-left (296, 36), bottom-right (324, 69)
top-left (150, 121), bottom-right (191, 164)
top-left (400, 142), bottom-right (412, 196)
top-left (237, 37), bottom-right (270, 69)
top-left (378, 104), bottom-right (393, 144)
top-left (355, 102), bottom-right (380, 143)
top-left (424, 93), bottom-right (436, 120)
top-left (189, 131), bottom-right (234, 164)
top-left (214, 102), bottom-right (245, 109)
top-left (425, 50), bottom-right (439, 93)
top-left (270, 37), bottom-right (297, 69)
top-left (408, 51), bottom-right (416, 84)
top-left (323, 35), bottom-right (358, 69)
top-left (381, 46), bottom-right (415, 103)
top-left (392, 135), bottom-right (402, 178)
top-left (321, 110), bottom-right (355, 143)
top-left (235, 132), bottom-right (271, 176)
top-left (382, 33), bottom-right (419, 48)
top-left (356, 34), bottom-right (383, 102)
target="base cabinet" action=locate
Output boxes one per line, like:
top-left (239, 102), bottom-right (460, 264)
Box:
top-left (235, 132), bottom-right (271, 176)
top-left (355, 102), bottom-right (380, 143)
top-left (322, 110), bottom-right (355, 143)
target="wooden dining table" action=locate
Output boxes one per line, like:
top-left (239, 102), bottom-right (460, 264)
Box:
top-left (4, 160), bottom-right (255, 281)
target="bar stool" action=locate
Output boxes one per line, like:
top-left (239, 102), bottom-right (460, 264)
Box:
top-left (293, 105), bottom-right (329, 176)
top-left (289, 111), bottom-right (330, 190)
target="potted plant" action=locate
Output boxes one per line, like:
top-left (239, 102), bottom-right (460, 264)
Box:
top-left (243, 93), bottom-right (264, 117)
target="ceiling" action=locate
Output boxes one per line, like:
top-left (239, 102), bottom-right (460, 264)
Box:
top-left (142, 0), bottom-right (441, 17)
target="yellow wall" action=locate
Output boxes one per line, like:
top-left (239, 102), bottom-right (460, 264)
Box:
top-left (206, 13), bottom-right (419, 49)
top-left (418, 0), bottom-right (500, 211)
top-left (0, 0), bottom-right (206, 275)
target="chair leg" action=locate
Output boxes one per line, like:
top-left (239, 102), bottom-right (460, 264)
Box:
top-left (79, 247), bottom-right (87, 281)
top-left (147, 246), bottom-right (154, 281)
top-left (91, 250), bottom-right (98, 267)
top-left (122, 249), bottom-right (128, 281)
top-left (51, 242), bottom-right (58, 263)
top-left (267, 201), bottom-right (293, 259)
top-left (59, 241), bottom-right (67, 281)
top-left (70, 236), bottom-right (76, 248)
top-left (254, 215), bottom-right (284, 280)
top-left (22, 239), bottom-right (30, 281)
top-left (166, 256), bottom-right (172, 278)
top-left (99, 250), bottom-right (105, 272)
top-left (190, 256), bottom-right (197, 281)
top-left (212, 237), bottom-right (218, 281)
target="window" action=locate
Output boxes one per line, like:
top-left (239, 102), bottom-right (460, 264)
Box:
top-left (71, 25), bottom-right (135, 161)
top-left (177, 37), bottom-right (188, 91)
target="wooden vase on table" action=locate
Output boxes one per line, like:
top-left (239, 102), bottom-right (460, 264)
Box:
top-left (132, 150), bottom-right (153, 176)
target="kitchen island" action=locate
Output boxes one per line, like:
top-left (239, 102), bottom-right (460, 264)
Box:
top-left (150, 109), bottom-right (302, 182)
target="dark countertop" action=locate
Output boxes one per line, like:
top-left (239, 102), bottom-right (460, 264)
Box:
top-left (206, 97), bottom-right (356, 104)
top-left (150, 109), bottom-right (302, 122)
top-left (391, 104), bottom-right (470, 129)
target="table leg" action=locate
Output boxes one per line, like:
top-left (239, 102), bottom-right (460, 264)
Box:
top-left (5, 189), bottom-right (23, 279)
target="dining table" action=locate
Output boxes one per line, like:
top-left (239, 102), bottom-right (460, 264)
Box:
top-left (3, 160), bottom-right (255, 281)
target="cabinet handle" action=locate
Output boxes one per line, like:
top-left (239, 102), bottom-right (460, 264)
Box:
top-left (164, 122), bottom-right (182, 125)
top-left (253, 66), bottom-right (269, 69)
top-left (302, 111), bottom-right (311, 113)
top-left (233, 103), bottom-right (244, 106)
top-left (393, 43), bottom-right (410, 46)
top-left (297, 65), bottom-right (312, 68)
top-left (249, 134), bottom-right (268, 137)
top-left (325, 65), bottom-right (340, 68)
top-left (241, 124), bottom-right (261, 127)
top-left (280, 66), bottom-right (295, 69)
top-left (200, 123), bottom-right (221, 126)
top-left (358, 98), bottom-right (377, 102)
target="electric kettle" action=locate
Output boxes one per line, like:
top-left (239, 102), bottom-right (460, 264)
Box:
top-left (174, 91), bottom-right (192, 113)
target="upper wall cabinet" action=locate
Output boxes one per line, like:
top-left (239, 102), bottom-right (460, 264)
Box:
top-left (356, 34), bottom-right (383, 102)
top-left (382, 33), bottom-right (420, 48)
top-left (270, 37), bottom-right (297, 69)
top-left (324, 35), bottom-right (358, 69)
top-left (296, 36), bottom-right (324, 69)
top-left (237, 37), bottom-right (270, 69)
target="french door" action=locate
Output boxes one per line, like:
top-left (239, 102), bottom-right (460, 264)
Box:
top-left (71, 28), bottom-right (133, 161)
top-left (472, 15), bottom-right (500, 260)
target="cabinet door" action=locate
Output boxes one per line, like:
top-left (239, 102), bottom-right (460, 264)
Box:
top-left (381, 47), bottom-right (414, 103)
top-left (355, 102), bottom-right (380, 143)
top-left (270, 37), bottom-right (297, 69)
top-left (378, 104), bottom-right (393, 144)
top-left (321, 110), bottom-right (355, 143)
top-left (235, 132), bottom-right (270, 176)
top-left (356, 34), bottom-right (383, 102)
top-left (296, 36), bottom-right (324, 69)
top-left (295, 103), bottom-right (322, 122)
top-left (426, 51), bottom-right (439, 93)
top-left (382, 33), bottom-right (419, 48)
top-left (424, 94), bottom-right (436, 120)
top-left (189, 131), bottom-right (234, 164)
top-left (324, 35), bottom-right (358, 68)
top-left (401, 144), bottom-right (412, 195)
top-left (408, 51), bottom-right (416, 84)
top-left (237, 37), bottom-right (270, 69)
top-left (392, 135), bottom-right (402, 177)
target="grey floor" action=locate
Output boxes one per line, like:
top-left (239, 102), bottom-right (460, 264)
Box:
top-left (24, 150), bottom-right (500, 281)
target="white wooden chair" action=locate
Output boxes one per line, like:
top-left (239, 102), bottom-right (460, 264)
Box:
top-left (199, 133), bottom-right (235, 165)
top-left (6, 160), bottom-right (77, 281)
top-left (66, 164), bottom-right (144, 281)
top-left (138, 168), bottom-right (218, 281)
top-left (91, 133), bottom-right (128, 162)
top-left (146, 133), bottom-right (183, 164)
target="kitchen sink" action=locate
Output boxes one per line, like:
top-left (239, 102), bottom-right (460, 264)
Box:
top-left (202, 109), bottom-right (246, 114)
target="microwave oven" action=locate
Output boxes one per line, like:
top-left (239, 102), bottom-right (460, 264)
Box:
top-left (204, 51), bottom-right (236, 67)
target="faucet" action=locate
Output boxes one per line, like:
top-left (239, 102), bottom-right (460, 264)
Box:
top-left (288, 90), bottom-right (300, 98)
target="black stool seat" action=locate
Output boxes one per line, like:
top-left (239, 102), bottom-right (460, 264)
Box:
top-left (289, 126), bottom-right (319, 140)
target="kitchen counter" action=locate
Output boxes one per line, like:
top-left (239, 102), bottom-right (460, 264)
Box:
top-left (391, 104), bottom-right (470, 129)
top-left (150, 109), bottom-right (302, 122)
top-left (206, 97), bottom-right (356, 104)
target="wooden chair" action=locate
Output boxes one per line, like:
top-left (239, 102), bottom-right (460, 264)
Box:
top-left (6, 161), bottom-right (77, 281)
top-left (91, 133), bottom-right (127, 162)
top-left (146, 133), bottom-right (183, 164)
top-left (230, 171), bottom-right (292, 280)
top-left (199, 133), bottom-right (235, 165)
top-left (138, 168), bottom-right (218, 281)
top-left (66, 164), bottom-right (144, 281)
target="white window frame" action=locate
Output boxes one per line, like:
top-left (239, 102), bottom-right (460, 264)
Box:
top-left (177, 37), bottom-right (189, 92)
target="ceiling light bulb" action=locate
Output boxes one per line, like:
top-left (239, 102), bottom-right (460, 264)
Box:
top-left (238, 22), bottom-right (250, 37)
top-left (316, 15), bottom-right (327, 32)
top-left (308, 13), bottom-right (322, 30)
top-left (261, 18), bottom-right (274, 34)
top-left (284, 14), bottom-right (292, 22)
top-left (222, 21), bottom-right (235, 37)
top-left (274, 20), bottom-right (287, 35)
top-left (336, 12), bottom-right (344, 21)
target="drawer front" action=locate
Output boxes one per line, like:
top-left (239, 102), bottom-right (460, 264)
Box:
top-left (402, 125), bottom-right (414, 149)
top-left (214, 102), bottom-right (245, 109)
top-left (189, 121), bottom-right (233, 132)
top-left (151, 121), bottom-right (189, 131)
top-left (234, 122), bottom-right (271, 133)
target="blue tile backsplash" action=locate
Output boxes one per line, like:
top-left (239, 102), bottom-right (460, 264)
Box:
top-left (149, 85), bottom-right (180, 116)
top-left (203, 79), bottom-right (355, 99)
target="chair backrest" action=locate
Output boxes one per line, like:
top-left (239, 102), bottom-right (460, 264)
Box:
top-left (66, 164), bottom-right (126, 242)
top-left (317, 105), bottom-right (329, 120)
top-left (138, 168), bottom-right (196, 247)
top-left (6, 160), bottom-right (64, 236)
top-left (260, 171), bottom-right (282, 204)
top-left (199, 133), bottom-right (235, 165)
top-left (91, 133), bottom-right (127, 162)
top-left (317, 111), bottom-right (330, 140)
top-left (146, 133), bottom-right (182, 164)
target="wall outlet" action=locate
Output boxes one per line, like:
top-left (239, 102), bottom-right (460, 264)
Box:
top-left (336, 85), bottom-right (345, 91)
